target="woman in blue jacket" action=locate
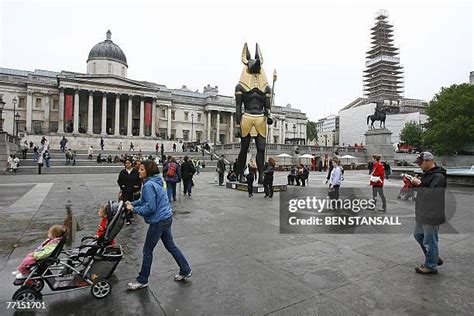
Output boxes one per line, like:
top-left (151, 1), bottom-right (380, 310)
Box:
top-left (126, 160), bottom-right (192, 290)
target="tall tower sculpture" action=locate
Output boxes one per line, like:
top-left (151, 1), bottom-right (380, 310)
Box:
top-left (363, 10), bottom-right (404, 103)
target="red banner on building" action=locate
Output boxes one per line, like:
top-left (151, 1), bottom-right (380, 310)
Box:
top-left (144, 102), bottom-right (152, 126)
top-left (65, 94), bottom-right (73, 121)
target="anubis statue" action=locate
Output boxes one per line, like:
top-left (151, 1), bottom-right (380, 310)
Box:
top-left (235, 43), bottom-right (272, 184)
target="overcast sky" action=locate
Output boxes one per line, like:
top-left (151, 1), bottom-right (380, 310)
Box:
top-left (0, 0), bottom-right (472, 121)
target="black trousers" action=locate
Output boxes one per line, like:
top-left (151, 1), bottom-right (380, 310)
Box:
top-left (218, 172), bottom-right (224, 185)
top-left (247, 174), bottom-right (254, 195)
top-left (287, 175), bottom-right (295, 185)
top-left (372, 186), bottom-right (387, 210)
top-left (264, 176), bottom-right (274, 197)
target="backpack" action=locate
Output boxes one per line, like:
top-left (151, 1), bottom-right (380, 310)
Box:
top-left (167, 163), bottom-right (177, 177)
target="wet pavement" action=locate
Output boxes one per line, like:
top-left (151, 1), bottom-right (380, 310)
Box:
top-left (0, 171), bottom-right (473, 315)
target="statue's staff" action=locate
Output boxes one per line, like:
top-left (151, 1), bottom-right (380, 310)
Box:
top-left (267, 69), bottom-right (277, 127)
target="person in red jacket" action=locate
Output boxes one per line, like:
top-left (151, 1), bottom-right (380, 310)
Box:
top-left (369, 154), bottom-right (386, 212)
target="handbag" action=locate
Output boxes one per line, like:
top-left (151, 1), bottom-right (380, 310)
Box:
top-left (370, 176), bottom-right (381, 183)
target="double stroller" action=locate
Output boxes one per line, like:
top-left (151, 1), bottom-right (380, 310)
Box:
top-left (12, 201), bottom-right (127, 302)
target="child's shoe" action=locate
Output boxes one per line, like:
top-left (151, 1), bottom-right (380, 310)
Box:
top-left (11, 270), bottom-right (20, 276)
top-left (15, 272), bottom-right (26, 279)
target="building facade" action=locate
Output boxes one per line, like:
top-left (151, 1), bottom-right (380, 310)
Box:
top-left (0, 31), bottom-right (307, 146)
top-left (313, 114), bottom-right (339, 147)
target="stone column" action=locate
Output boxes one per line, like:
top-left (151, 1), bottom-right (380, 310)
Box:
top-left (216, 111), bottom-right (220, 144)
top-left (73, 89), bottom-right (79, 133)
top-left (127, 96), bottom-right (133, 136)
top-left (278, 119), bottom-right (282, 144)
top-left (58, 88), bottom-right (65, 133)
top-left (167, 106), bottom-right (172, 139)
top-left (151, 99), bottom-right (157, 137)
top-left (269, 120), bottom-right (274, 144)
top-left (282, 121), bottom-right (286, 144)
top-left (101, 92), bottom-right (107, 135)
top-left (139, 97), bottom-right (145, 137)
top-left (207, 111), bottom-right (211, 141)
top-left (114, 94), bottom-right (120, 136)
top-left (87, 91), bottom-right (93, 135)
top-left (44, 93), bottom-right (51, 132)
top-left (26, 91), bottom-right (33, 133)
top-left (229, 113), bottom-right (234, 143)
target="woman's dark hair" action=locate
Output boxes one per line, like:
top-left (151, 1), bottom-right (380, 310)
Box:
top-left (124, 158), bottom-right (132, 165)
top-left (142, 160), bottom-right (160, 177)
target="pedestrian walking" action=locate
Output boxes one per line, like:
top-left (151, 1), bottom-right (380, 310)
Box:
top-left (328, 158), bottom-right (343, 202)
top-left (126, 160), bottom-right (192, 290)
top-left (217, 155), bottom-right (226, 186)
top-left (72, 151), bottom-right (77, 166)
top-left (33, 146), bottom-right (39, 162)
top-left (43, 150), bottom-right (51, 168)
top-left (163, 156), bottom-right (181, 202)
top-left (59, 136), bottom-right (67, 152)
top-left (180, 156), bottom-right (196, 196)
top-left (65, 149), bottom-right (72, 165)
top-left (117, 158), bottom-right (141, 225)
top-left (245, 159), bottom-right (257, 197)
top-left (172, 143), bottom-right (176, 152)
top-left (369, 154), bottom-right (386, 212)
top-left (263, 157), bottom-right (276, 198)
top-left (88, 146), bottom-right (94, 160)
top-left (100, 137), bottom-right (104, 151)
top-left (129, 142), bottom-right (135, 151)
top-left (410, 152), bottom-right (447, 274)
top-left (37, 145), bottom-right (46, 174)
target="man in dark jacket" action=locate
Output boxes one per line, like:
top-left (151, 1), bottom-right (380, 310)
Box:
top-left (180, 156), bottom-right (196, 196)
top-left (410, 152), bottom-right (446, 274)
top-left (217, 155), bottom-right (226, 186)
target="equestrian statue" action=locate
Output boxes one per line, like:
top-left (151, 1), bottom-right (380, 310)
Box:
top-left (235, 43), bottom-right (274, 184)
top-left (367, 102), bottom-right (389, 129)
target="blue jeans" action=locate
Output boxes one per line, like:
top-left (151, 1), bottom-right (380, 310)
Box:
top-left (166, 181), bottom-right (177, 201)
top-left (183, 179), bottom-right (193, 195)
top-left (414, 222), bottom-right (439, 270)
top-left (45, 158), bottom-right (50, 168)
top-left (137, 217), bottom-right (191, 284)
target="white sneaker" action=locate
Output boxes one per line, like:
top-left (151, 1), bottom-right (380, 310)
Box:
top-left (15, 273), bottom-right (26, 279)
top-left (11, 270), bottom-right (20, 276)
top-left (127, 281), bottom-right (148, 290)
top-left (174, 271), bottom-right (192, 281)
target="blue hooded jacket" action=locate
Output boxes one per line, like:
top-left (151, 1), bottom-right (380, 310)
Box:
top-left (131, 175), bottom-right (172, 224)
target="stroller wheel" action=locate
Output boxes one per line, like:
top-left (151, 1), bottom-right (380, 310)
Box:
top-left (91, 279), bottom-right (111, 299)
top-left (12, 286), bottom-right (42, 302)
top-left (25, 279), bottom-right (44, 292)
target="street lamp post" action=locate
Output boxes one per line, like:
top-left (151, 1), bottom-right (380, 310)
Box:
top-left (14, 112), bottom-right (20, 138)
top-left (191, 113), bottom-right (194, 142)
top-left (12, 97), bottom-right (18, 137)
top-left (0, 94), bottom-right (5, 132)
top-left (293, 124), bottom-right (296, 145)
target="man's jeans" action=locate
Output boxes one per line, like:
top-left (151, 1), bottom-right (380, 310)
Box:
top-left (414, 222), bottom-right (439, 270)
top-left (137, 217), bottom-right (191, 284)
top-left (166, 181), bottom-right (177, 201)
top-left (183, 179), bottom-right (193, 195)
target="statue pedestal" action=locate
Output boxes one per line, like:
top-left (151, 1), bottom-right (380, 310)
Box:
top-left (364, 128), bottom-right (394, 163)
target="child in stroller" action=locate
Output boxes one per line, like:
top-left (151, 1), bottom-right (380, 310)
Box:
top-left (12, 225), bottom-right (67, 279)
top-left (11, 201), bottom-right (126, 303)
top-left (398, 174), bottom-right (416, 201)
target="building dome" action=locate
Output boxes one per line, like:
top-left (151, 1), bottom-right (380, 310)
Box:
top-left (87, 30), bottom-right (127, 66)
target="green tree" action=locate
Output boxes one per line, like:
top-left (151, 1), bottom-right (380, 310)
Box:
top-left (400, 121), bottom-right (424, 149)
top-left (306, 121), bottom-right (318, 142)
top-left (423, 83), bottom-right (474, 155)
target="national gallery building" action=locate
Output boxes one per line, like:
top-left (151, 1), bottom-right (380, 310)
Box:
top-left (0, 31), bottom-right (307, 145)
